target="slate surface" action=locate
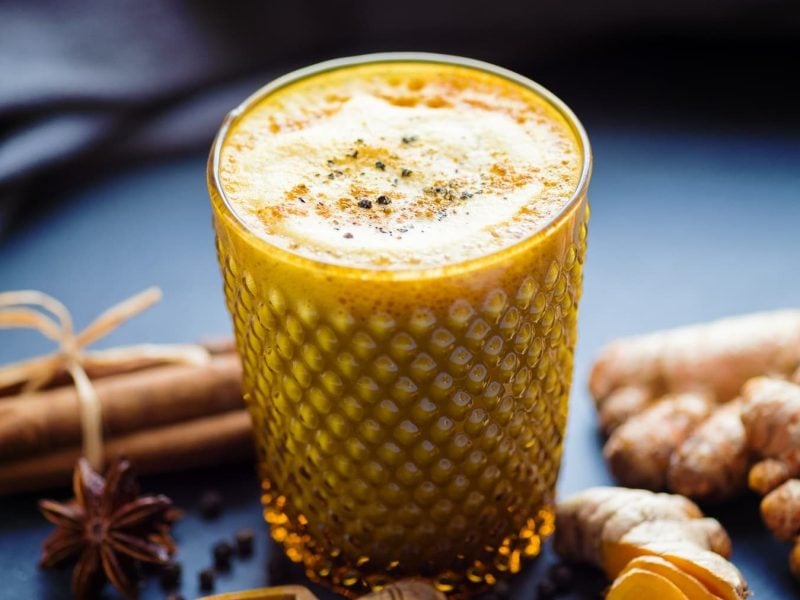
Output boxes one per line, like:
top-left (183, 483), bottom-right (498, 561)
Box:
top-left (1, 123), bottom-right (798, 599)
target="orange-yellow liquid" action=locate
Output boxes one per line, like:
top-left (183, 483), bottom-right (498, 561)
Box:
top-left (209, 56), bottom-right (590, 596)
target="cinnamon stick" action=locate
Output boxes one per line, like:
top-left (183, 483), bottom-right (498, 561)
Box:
top-left (0, 410), bottom-right (254, 495)
top-left (0, 338), bottom-right (236, 398)
top-left (0, 353), bottom-right (242, 461)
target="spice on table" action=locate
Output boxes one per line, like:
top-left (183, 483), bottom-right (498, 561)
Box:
top-left (401, 168), bottom-right (412, 177)
top-left (357, 199), bottom-right (373, 209)
top-left (536, 579), bottom-right (558, 599)
top-left (376, 195), bottom-right (391, 205)
top-left (199, 490), bottom-right (223, 520)
top-left (548, 563), bottom-right (573, 591)
top-left (213, 540), bottom-right (235, 570)
top-left (555, 487), bottom-right (748, 599)
top-left (235, 528), bottom-right (255, 557)
top-left (38, 458), bottom-right (179, 599)
top-left (199, 567), bottom-right (216, 591)
top-left (590, 310), bottom-right (800, 499)
top-left (160, 560), bottom-right (182, 589)
top-left (375, 161), bottom-right (386, 170)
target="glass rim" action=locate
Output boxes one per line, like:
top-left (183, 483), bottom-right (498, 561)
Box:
top-left (209, 52), bottom-right (592, 281)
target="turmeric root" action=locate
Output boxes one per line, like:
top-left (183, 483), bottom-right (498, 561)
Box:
top-left (741, 377), bottom-right (800, 495)
top-left (604, 393), bottom-right (714, 490)
top-left (555, 487), bottom-right (748, 599)
top-left (667, 400), bottom-right (749, 503)
top-left (761, 479), bottom-right (800, 543)
top-left (733, 377), bottom-right (800, 582)
top-left (758, 474), bottom-right (800, 579)
top-left (591, 310), bottom-right (800, 501)
top-left (590, 309), bottom-right (800, 404)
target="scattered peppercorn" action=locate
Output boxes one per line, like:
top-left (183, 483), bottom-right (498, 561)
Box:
top-left (357, 199), bottom-right (373, 209)
top-left (235, 528), bottom-right (255, 557)
top-left (198, 490), bottom-right (222, 520)
top-left (199, 567), bottom-right (215, 591)
top-left (492, 580), bottom-right (511, 598)
top-left (549, 563), bottom-right (573, 590)
top-left (267, 551), bottom-right (292, 584)
top-left (213, 540), bottom-right (235, 570)
top-left (402, 135), bottom-right (418, 144)
top-left (376, 195), bottom-right (391, 205)
top-left (343, 232), bottom-right (353, 239)
top-left (401, 169), bottom-right (412, 177)
top-left (159, 561), bottom-right (182, 589)
top-left (536, 578), bottom-right (558, 599)
top-left (375, 160), bottom-right (386, 170)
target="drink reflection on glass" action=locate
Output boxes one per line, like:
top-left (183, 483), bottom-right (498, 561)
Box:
top-left (208, 53), bottom-right (591, 596)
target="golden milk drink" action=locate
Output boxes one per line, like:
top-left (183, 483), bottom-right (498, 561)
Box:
top-left (209, 54), bottom-right (591, 596)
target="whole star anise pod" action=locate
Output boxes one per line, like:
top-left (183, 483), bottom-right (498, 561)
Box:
top-left (38, 458), bottom-right (180, 599)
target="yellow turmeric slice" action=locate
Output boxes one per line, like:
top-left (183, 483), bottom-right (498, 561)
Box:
top-left (606, 567), bottom-right (689, 600)
top-left (621, 556), bottom-right (721, 600)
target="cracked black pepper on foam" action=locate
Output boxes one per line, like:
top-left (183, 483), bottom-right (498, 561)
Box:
top-left (219, 62), bottom-right (581, 269)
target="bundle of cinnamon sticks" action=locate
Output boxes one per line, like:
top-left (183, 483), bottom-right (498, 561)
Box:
top-left (0, 339), bottom-right (253, 495)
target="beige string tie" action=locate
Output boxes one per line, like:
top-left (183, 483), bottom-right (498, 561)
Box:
top-left (0, 287), bottom-right (210, 469)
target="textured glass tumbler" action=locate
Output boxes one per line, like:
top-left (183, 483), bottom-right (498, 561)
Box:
top-left (209, 54), bottom-right (591, 597)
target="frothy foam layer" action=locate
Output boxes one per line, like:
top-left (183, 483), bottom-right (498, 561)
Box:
top-left (219, 62), bottom-right (582, 269)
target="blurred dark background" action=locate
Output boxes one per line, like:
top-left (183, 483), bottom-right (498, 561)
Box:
top-left (1, 0), bottom-right (798, 235)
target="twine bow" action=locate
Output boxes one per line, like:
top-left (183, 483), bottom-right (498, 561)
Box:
top-left (0, 287), bottom-right (210, 470)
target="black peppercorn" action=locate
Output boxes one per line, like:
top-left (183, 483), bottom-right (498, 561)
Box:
top-left (198, 490), bottom-right (222, 520)
top-left (549, 563), bottom-right (573, 590)
top-left (199, 567), bottom-right (215, 591)
top-left (376, 195), bottom-right (391, 205)
top-left (213, 540), bottom-right (235, 570)
top-left (159, 561), bottom-right (182, 589)
top-left (375, 161), bottom-right (386, 170)
top-left (357, 199), bottom-right (373, 209)
top-left (536, 578), bottom-right (558, 599)
top-left (235, 528), bottom-right (255, 557)
top-left (401, 169), bottom-right (412, 177)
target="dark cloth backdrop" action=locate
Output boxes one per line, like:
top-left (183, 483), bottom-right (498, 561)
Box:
top-left (1, 0), bottom-right (797, 233)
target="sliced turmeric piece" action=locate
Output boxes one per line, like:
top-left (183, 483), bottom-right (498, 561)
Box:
top-left (607, 567), bottom-right (689, 600)
top-left (622, 556), bottom-right (722, 600)
top-left (642, 543), bottom-right (747, 600)
top-left (600, 519), bottom-right (731, 579)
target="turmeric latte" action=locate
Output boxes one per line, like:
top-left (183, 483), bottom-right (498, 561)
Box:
top-left (210, 55), bottom-right (591, 595)
top-left (218, 62), bottom-right (581, 269)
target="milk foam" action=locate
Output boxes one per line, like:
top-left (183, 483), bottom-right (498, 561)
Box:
top-left (219, 62), bottom-right (581, 269)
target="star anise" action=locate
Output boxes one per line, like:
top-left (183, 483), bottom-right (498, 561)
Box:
top-left (38, 458), bottom-right (180, 599)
